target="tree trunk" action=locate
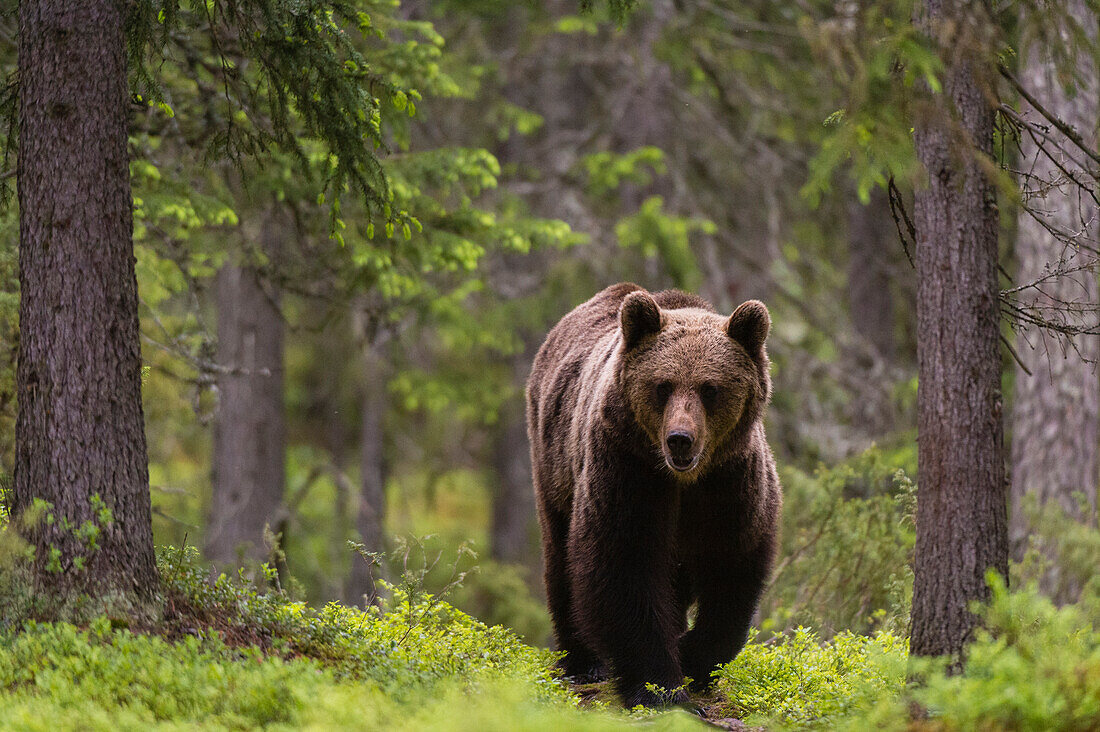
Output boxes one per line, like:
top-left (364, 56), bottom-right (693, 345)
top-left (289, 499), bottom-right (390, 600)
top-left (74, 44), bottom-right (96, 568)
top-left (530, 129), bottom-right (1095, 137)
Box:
top-left (1010, 0), bottom-right (1099, 595)
top-left (910, 2), bottom-right (1008, 661)
top-left (206, 216), bottom-right (286, 568)
top-left (489, 400), bottom-right (536, 563)
top-left (13, 0), bottom-right (159, 612)
top-left (847, 185), bottom-right (897, 363)
top-left (345, 344), bottom-right (388, 606)
top-left (846, 185), bottom-right (901, 436)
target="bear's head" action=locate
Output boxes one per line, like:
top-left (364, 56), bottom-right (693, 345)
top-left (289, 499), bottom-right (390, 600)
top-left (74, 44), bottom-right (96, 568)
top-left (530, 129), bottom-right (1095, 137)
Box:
top-left (618, 290), bottom-right (771, 480)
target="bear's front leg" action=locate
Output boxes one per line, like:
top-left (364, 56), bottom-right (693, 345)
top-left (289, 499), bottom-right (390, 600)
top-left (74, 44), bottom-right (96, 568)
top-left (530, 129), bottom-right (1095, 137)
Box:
top-left (679, 543), bottom-right (772, 691)
top-left (568, 474), bottom-right (687, 707)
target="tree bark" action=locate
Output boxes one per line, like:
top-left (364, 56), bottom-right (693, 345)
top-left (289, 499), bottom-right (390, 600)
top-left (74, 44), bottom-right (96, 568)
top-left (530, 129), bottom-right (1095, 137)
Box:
top-left (206, 216), bottom-right (286, 568)
top-left (1010, 0), bottom-right (1099, 591)
top-left (13, 0), bottom-right (159, 611)
top-left (345, 344), bottom-right (388, 606)
top-left (489, 399), bottom-right (536, 563)
top-left (847, 185), bottom-right (897, 363)
top-left (910, 2), bottom-right (1008, 661)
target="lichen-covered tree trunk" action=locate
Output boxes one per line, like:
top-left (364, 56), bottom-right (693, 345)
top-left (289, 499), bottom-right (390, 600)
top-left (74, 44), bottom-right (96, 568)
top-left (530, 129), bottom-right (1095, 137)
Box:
top-left (910, 1), bottom-right (1008, 661)
top-left (13, 0), bottom-right (159, 611)
top-left (1010, 0), bottom-right (1099, 593)
top-left (345, 345), bottom-right (388, 607)
top-left (206, 217), bottom-right (286, 568)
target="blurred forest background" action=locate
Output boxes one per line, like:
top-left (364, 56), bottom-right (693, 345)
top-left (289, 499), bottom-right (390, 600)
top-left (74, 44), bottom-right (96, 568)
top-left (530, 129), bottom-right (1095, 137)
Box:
top-left (0, 0), bottom-right (1097, 650)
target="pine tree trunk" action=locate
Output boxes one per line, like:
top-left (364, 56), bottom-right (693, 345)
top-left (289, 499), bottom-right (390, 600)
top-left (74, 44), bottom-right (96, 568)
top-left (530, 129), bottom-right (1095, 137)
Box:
top-left (489, 400), bottom-right (536, 563)
top-left (345, 345), bottom-right (387, 606)
top-left (1010, 0), bottom-right (1099, 594)
top-left (847, 185), bottom-right (897, 363)
top-left (206, 217), bottom-right (286, 568)
top-left (13, 0), bottom-right (159, 612)
top-left (910, 2), bottom-right (1008, 661)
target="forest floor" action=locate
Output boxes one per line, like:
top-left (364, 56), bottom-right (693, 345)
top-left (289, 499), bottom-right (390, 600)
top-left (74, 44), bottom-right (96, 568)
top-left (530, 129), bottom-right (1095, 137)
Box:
top-left (3, 544), bottom-right (1095, 730)
top-left (570, 680), bottom-right (756, 730)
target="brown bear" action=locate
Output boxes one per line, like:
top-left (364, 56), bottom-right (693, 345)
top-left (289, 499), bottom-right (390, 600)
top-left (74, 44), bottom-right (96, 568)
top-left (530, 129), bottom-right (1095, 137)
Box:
top-left (526, 282), bottom-right (781, 708)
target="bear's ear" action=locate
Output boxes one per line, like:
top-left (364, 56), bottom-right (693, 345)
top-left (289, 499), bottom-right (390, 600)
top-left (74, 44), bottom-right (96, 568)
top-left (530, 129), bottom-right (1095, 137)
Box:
top-left (620, 290), bottom-right (662, 350)
top-left (726, 300), bottom-right (770, 353)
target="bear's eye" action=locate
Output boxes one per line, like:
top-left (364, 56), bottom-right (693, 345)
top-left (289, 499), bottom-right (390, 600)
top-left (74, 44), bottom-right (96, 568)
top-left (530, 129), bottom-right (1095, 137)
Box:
top-left (655, 381), bottom-right (674, 403)
top-left (700, 383), bottom-right (719, 405)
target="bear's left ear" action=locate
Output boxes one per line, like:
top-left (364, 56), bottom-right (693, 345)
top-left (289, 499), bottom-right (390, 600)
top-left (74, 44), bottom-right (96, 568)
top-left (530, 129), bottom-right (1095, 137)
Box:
top-left (620, 290), bottom-right (663, 350)
top-left (726, 300), bottom-right (770, 353)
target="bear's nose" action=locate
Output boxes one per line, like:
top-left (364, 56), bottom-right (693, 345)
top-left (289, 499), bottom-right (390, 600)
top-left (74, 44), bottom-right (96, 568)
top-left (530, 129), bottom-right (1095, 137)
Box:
top-left (666, 431), bottom-right (694, 455)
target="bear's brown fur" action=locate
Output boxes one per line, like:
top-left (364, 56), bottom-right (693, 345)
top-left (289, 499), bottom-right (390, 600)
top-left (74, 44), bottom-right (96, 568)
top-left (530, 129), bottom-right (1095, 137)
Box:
top-left (526, 283), bottom-right (781, 707)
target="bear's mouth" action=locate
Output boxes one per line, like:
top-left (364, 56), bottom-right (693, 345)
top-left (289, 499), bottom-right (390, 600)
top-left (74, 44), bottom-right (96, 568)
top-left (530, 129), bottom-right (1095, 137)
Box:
top-left (667, 454), bottom-right (697, 472)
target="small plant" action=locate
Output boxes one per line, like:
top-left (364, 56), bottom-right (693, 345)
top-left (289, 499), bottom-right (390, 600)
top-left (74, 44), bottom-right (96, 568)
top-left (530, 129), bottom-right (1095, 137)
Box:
top-left (714, 627), bottom-right (908, 730)
top-left (0, 471), bottom-right (10, 526)
top-left (908, 574), bottom-right (1100, 732)
top-left (157, 544), bottom-right (568, 704)
top-left (390, 533), bottom-right (478, 610)
top-left (761, 448), bottom-right (916, 637)
top-left (1013, 493), bottom-right (1100, 604)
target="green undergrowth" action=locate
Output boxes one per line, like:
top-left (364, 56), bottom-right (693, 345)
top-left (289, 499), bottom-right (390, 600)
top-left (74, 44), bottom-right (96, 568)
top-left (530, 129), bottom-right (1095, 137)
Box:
top-left (905, 575), bottom-right (1100, 732)
top-left (714, 575), bottom-right (1100, 731)
top-left (714, 628), bottom-right (908, 730)
top-left (0, 536), bottom-right (1098, 729)
top-left (0, 545), bottom-right (702, 731)
top-left (157, 545), bottom-right (565, 704)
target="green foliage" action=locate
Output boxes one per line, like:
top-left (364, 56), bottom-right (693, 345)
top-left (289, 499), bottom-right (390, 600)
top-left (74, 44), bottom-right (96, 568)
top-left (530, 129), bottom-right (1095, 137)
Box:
top-left (0, 620), bottom-right (303, 728)
top-left (716, 576), bottom-right (1100, 731)
top-left (580, 147), bottom-right (666, 197)
top-left (0, 471), bottom-right (9, 525)
top-left (801, 3), bottom-right (936, 207)
top-left (346, 529), bottom-right (551, 645)
top-left (127, 0), bottom-right (430, 229)
top-left (360, 149), bottom-right (582, 303)
top-left (578, 0), bottom-right (637, 25)
top-left (615, 196), bottom-right (713, 291)
top-left (0, 545), bottom-right (710, 730)
top-left (1013, 494), bottom-right (1100, 604)
top-left (126, 0), bottom-right (587, 572)
top-left (0, 621), bottom-right (597, 731)
top-left (448, 559), bottom-right (552, 644)
top-left (907, 575), bottom-right (1100, 732)
top-left (158, 544), bottom-right (563, 700)
top-left (715, 628), bottom-right (908, 730)
top-left (760, 448), bottom-right (916, 637)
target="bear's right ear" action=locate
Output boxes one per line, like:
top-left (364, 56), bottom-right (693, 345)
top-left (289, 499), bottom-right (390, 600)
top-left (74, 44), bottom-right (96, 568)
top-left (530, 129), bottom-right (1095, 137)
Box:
top-left (726, 300), bottom-right (770, 354)
top-left (620, 290), bottom-right (662, 350)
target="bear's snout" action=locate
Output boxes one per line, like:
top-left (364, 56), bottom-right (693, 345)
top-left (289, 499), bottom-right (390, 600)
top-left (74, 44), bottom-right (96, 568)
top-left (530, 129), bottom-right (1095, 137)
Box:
top-left (662, 392), bottom-right (704, 473)
top-left (665, 432), bottom-right (695, 470)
